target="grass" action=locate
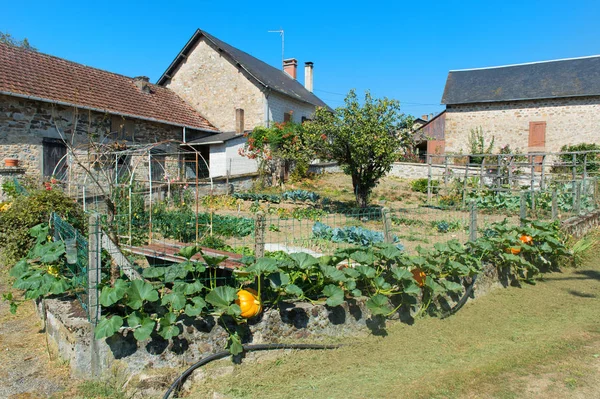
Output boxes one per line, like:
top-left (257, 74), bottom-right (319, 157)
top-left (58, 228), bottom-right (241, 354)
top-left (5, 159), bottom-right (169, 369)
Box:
top-left (187, 239), bottom-right (600, 399)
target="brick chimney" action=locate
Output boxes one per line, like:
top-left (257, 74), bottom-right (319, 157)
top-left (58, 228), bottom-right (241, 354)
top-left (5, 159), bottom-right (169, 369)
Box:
top-left (304, 62), bottom-right (314, 92)
top-left (235, 108), bottom-right (245, 134)
top-left (421, 114), bottom-right (429, 121)
top-left (283, 58), bottom-right (298, 79)
top-left (134, 76), bottom-right (151, 93)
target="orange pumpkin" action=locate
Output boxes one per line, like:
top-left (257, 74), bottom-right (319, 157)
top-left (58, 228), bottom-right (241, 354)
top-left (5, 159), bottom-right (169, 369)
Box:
top-left (236, 288), bottom-right (262, 318)
top-left (520, 235), bottom-right (533, 245)
top-left (411, 268), bottom-right (426, 287)
top-left (507, 247), bottom-right (521, 255)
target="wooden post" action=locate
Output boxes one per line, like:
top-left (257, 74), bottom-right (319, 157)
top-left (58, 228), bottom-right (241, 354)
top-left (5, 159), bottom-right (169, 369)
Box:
top-left (427, 155), bottom-right (433, 204)
top-left (575, 181), bottom-right (582, 214)
top-left (479, 157), bottom-right (485, 189)
top-left (254, 211), bottom-right (266, 258)
top-left (571, 153), bottom-right (577, 210)
top-left (462, 160), bottom-right (469, 208)
top-left (540, 154), bottom-right (546, 190)
top-left (88, 214), bottom-right (101, 325)
top-left (469, 201), bottom-right (477, 242)
top-left (520, 191), bottom-right (527, 225)
top-left (381, 207), bottom-right (394, 244)
top-left (552, 188), bottom-right (558, 220)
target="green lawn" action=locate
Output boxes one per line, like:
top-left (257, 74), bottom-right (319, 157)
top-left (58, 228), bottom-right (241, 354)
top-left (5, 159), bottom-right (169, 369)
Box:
top-left (188, 248), bottom-right (600, 398)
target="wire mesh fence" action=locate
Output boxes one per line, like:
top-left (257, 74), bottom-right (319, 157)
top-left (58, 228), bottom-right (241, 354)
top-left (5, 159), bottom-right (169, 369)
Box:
top-left (33, 150), bottom-right (600, 321)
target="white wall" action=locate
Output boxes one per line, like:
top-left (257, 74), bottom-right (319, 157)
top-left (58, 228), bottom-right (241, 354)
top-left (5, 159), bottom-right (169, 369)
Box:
top-left (209, 136), bottom-right (258, 178)
top-left (267, 91), bottom-right (317, 124)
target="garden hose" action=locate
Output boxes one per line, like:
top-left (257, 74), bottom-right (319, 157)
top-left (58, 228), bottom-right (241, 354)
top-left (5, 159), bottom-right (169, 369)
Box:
top-left (162, 343), bottom-right (341, 399)
top-left (440, 274), bottom-right (478, 319)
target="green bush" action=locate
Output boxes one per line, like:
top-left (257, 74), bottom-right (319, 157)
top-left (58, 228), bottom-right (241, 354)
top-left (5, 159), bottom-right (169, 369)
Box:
top-left (557, 143), bottom-right (600, 174)
top-left (411, 178), bottom-right (439, 194)
top-left (0, 187), bottom-right (85, 266)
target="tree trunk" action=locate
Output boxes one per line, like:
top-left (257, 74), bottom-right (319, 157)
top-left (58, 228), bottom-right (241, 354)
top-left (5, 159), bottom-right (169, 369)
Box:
top-left (352, 174), bottom-right (369, 208)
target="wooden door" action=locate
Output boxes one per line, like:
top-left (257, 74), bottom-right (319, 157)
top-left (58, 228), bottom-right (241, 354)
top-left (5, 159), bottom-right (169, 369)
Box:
top-left (529, 122), bottom-right (546, 171)
top-left (427, 140), bottom-right (445, 164)
top-left (43, 139), bottom-right (67, 178)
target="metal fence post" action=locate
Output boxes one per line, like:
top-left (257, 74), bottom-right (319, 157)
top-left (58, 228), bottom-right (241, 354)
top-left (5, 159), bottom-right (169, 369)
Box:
top-left (469, 201), bottom-right (477, 242)
top-left (552, 188), bottom-right (558, 220)
top-left (520, 191), bottom-right (527, 225)
top-left (254, 211), bottom-right (266, 258)
top-left (88, 214), bottom-right (101, 325)
top-left (381, 207), bottom-right (394, 244)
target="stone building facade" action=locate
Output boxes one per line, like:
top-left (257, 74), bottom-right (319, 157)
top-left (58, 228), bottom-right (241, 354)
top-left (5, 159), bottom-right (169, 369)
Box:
top-left (158, 29), bottom-right (328, 177)
top-left (0, 94), bottom-right (198, 179)
top-left (438, 55), bottom-right (600, 158)
top-left (444, 96), bottom-right (600, 154)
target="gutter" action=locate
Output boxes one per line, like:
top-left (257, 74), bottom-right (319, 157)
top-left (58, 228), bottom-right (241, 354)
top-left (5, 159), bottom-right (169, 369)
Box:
top-left (0, 90), bottom-right (219, 134)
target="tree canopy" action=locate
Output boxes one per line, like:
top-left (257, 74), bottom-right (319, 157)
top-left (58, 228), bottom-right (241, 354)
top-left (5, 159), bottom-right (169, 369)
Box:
top-left (305, 90), bottom-right (410, 207)
top-left (0, 32), bottom-right (36, 50)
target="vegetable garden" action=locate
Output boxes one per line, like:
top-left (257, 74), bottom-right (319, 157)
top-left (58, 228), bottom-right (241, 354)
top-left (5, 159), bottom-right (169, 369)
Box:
top-left (1, 148), bottom-right (597, 378)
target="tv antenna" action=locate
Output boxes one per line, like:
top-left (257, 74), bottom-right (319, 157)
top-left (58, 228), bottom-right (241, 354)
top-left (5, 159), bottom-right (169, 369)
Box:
top-left (268, 29), bottom-right (284, 67)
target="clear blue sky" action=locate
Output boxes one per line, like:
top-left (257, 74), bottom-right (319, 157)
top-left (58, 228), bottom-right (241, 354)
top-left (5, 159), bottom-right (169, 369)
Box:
top-left (2, 0), bottom-right (600, 118)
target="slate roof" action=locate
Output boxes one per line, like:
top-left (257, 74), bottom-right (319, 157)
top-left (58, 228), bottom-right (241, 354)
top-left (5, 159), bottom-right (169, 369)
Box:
top-left (442, 55), bottom-right (600, 105)
top-left (187, 132), bottom-right (245, 145)
top-left (0, 42), bottom-right (218, 131)
top-left (157, 29), bottom-right (329, 108)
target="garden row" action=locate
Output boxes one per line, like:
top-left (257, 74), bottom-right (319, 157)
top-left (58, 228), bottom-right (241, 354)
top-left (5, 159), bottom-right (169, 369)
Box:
top-left (5, 215), bottom-right (572, 355)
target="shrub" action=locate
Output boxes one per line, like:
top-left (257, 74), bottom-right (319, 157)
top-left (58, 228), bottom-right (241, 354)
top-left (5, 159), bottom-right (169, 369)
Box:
top-left (0, 187), bottom-right (84, 266)
top-left (411, 178), bottom-right (439, 194)
top-left (557, 143), bottom-right (600, 174)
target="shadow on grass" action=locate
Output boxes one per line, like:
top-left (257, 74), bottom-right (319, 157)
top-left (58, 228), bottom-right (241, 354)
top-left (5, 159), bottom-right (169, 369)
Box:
top-left (566, 289), bottom-right (597, 298)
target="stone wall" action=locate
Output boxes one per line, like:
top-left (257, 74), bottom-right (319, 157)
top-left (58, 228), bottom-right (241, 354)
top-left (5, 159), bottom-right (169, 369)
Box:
top-left (445, 96), bottom-right (600, 154)
top-left (164, 38), bottom-right (265, 132)
top-left (0, 94), bottom-right (186, 179)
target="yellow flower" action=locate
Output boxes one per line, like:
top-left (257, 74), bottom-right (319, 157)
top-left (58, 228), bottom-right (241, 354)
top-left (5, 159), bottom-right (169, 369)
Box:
top-left (47, 235), bottom-right (52, 242)
top-left (48, 265), bottom-right (60, 277)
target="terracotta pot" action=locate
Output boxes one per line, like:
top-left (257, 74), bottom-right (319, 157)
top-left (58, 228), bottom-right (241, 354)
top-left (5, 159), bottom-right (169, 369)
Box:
top-left (4, 158), bottom-right (19, 167)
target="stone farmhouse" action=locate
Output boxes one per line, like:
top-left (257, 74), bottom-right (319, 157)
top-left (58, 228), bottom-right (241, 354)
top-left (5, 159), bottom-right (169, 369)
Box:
top-left (0, 29), bottom-right (327, 180)
top-left (418, 55), bottom-right (600, 161)
top-left (158, 29), bottom-right (328, 177)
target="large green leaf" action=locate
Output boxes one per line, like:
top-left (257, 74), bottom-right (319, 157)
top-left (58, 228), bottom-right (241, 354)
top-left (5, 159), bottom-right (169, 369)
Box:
top-left (351, 250), bottom-right (375, 265)
top-left (184, 296), bottom-right (206, 317)
top-left (177, 245), bottom-right (203, 260)
top-left (158, 312), bottom-right (180, 340)
top-left (442, 280), bottom-right (463, 293)
top-left (366, 294), bottom-right (392, 315)
top-left (322, 285), bottom-right (344, 307)
top-left (373, 276), bottom-right (391, 291)
top-left (36, 241), bottom-right (65, 264)
top-left (403, 282), bottom-right (422, 296)
top-left (320, 265), bottom-right (347, 282)
top-left (203, 255), bottom-right (228, 268)
top-left (142, 267), bottom-right (166, 278)
top-left (161, 292), bottom-right (187, 311)
top-left (391, 267), bottom-right (413, 281)
top-left (9, 259), bottom-right (29, 278)
top-left (285, 284), bottom-right (303, 297)
top-left (205, 286), bottom-right (238, 309)
top-left (172, 281), bottom-right (204, 295)
top-left (268, 272), bottom-right (290, 288)
top-left (289, 252), bottom-right (319, 270)
top-left (94, 315), bottom-right (123, 339)
top-left (164, 263), bottom-right (189, 282)
top-left (126, 280), bottom-right (159, 310)
top-left (133, 318), bottom-right (155, 341)
top-left (355, 265), bottom-right (376, 278)
top-left (246, 257), bottom-right (279, 276)
top-left (99, 279), bottom-right (128, 307)
top-left (377, 244), bottom-right (403, 260)
top-left (227, 331), bottom-right (244, 355)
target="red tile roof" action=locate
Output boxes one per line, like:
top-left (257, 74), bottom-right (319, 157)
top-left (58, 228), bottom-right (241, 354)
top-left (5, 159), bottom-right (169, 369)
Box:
top-left (0, 42), bottom-right (218, 132)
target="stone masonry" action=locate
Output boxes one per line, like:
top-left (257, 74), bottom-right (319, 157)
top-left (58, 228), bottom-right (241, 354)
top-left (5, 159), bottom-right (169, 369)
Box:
top-left (444, 96), bottom-right (600, 154)
top-left (164, 38), bottom-right (265, 132)
top-left (0, 94), bottom-right (189, 178)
